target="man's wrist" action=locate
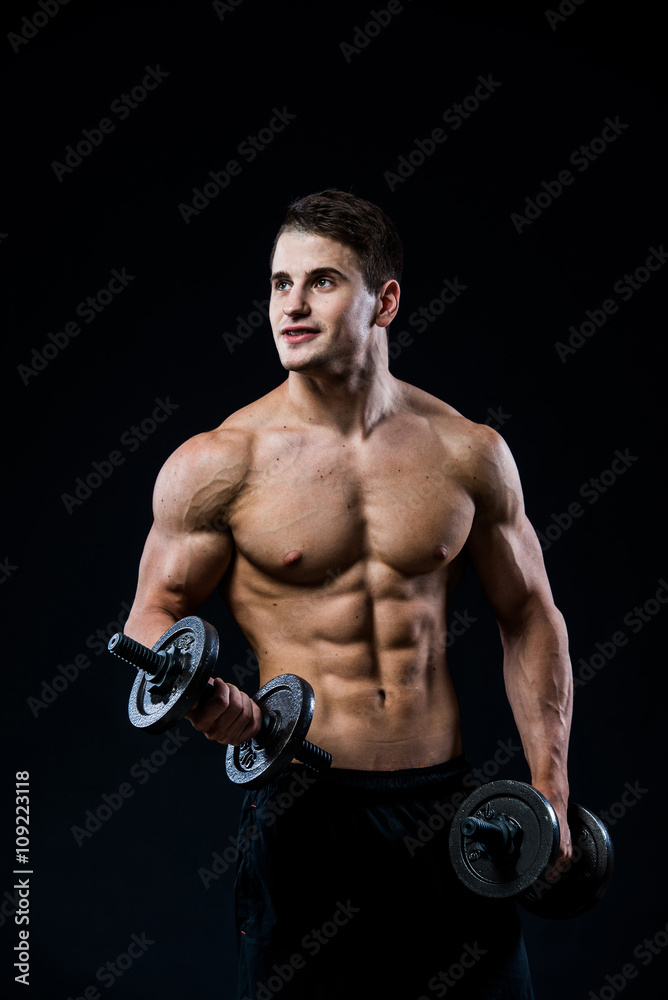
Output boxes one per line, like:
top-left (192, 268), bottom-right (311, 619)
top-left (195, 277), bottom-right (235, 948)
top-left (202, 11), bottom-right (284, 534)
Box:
top-left (531, 775), bottom-right (569, 809)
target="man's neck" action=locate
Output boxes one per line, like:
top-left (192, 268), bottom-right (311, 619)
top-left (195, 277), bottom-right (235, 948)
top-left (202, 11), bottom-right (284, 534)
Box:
top-left (286, 365), bottom-right (400, 438)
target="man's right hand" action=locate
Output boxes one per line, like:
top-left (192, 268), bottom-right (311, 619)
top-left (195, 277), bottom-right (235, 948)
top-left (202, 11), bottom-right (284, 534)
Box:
top-left (185, 678), bottom-right (263, 745)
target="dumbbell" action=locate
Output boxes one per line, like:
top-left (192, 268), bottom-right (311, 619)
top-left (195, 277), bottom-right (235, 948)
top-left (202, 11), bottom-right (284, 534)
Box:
top-left (448, 779), bottom-right (614, 919)
top-left (107, 616), bottom-right (332, 788)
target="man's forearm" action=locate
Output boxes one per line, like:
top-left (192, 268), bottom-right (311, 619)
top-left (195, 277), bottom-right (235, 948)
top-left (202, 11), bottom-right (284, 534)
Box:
top-left (123, 604), bottom-right (181, 648)
top-left (501, 602), bottom-right (573, 795)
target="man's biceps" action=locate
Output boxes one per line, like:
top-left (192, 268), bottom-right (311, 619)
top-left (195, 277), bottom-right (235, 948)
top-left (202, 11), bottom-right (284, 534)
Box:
top-left (476, 512), bottom-right (544, 560)
top-left (194, 525), bottom-right (234, 569)
top-left (468, 523), bottom-right (546, 606)
top-left (465, 517), bottom-right (517, 564)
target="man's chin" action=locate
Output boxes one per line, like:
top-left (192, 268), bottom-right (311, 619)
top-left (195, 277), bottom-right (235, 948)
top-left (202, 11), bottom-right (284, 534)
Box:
top-left (278, 349), bottom-right (327, 372)
top-left (280, 357), bottom-right (321, 372)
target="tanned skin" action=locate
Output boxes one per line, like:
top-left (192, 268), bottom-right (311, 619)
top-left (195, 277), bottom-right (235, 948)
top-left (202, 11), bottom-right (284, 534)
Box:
top-left (124, 230), bottom-right (573, 871)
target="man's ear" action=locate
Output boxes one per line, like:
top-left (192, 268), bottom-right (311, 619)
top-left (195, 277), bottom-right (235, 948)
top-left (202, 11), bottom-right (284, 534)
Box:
top-left (374, 279), bottom-right (400, 328)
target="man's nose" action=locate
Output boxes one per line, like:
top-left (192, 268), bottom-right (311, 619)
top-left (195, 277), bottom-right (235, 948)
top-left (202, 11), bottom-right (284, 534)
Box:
top-left (283, 286), bottom-right (310, 314)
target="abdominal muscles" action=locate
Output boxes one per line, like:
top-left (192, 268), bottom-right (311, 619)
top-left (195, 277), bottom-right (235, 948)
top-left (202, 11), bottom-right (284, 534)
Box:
top-left (224, 554), bottom-right (463, 769)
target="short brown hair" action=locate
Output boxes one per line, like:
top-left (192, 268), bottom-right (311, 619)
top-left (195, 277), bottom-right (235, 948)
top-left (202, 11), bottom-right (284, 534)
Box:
top-left (271, 189), bottom-right (403, 293)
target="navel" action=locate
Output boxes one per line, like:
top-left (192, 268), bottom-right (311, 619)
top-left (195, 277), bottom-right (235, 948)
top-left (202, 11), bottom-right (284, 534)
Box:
top-left (282, 549), bottom-right (303, 566)
top-left (433, 544), bottom-right (449, 561)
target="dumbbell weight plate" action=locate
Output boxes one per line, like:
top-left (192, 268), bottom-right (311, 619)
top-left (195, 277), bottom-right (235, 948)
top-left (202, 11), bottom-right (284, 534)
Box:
top-left (128, 617), bottom-right (219, 733)
top-left (519, 803), bottom-right (614, 919)
top-left (449, 779), bottom-right (560, 899)
top-left (226, 674), bottom-right (315, 789)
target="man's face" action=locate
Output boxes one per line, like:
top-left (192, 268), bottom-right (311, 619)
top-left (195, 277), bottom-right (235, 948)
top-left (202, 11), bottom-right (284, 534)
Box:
top-left (270, 230), bottom-right (379, 375)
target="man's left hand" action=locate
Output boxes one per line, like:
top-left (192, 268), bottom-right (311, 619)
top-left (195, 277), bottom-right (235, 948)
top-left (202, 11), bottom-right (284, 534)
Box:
top-left (532, 780), bottom-right (572, 879)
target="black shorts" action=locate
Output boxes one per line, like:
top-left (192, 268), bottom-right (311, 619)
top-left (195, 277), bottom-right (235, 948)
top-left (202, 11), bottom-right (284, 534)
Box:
top-left (235, 757), bottom-right (535, 1000)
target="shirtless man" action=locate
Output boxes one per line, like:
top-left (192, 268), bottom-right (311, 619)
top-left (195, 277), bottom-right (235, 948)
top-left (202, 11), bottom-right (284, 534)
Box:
top-left (124, 190), bottom-right (573, 999)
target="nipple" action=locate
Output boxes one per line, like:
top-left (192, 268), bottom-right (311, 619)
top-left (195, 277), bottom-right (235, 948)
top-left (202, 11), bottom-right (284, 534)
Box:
top-left (433, 544), bottom-right (449, 561)
top-left (282, 549), bottom-right (303, 566)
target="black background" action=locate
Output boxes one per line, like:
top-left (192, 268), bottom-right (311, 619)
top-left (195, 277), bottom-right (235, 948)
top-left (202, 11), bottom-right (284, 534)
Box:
top-left (2, 1), bottom-right (667, 997)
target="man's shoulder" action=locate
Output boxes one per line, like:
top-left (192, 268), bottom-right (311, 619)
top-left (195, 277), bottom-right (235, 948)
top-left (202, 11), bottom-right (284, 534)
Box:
top-left (164, 384), bottom-right (285, 469)
top-left (160, 424), bottom-right (250, 478)
top-left (400, 381), bottom-right (506, 458)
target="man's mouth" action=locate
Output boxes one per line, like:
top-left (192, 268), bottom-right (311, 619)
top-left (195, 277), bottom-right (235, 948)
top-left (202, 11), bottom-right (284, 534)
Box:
top-left (281, 327), bottom-right (320, 343)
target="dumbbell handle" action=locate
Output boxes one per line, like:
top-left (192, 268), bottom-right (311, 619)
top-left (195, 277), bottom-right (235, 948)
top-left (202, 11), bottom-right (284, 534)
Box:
top-left (108, 632), bottom-right (332, 771)
top-left (461, 813), bottom-right (521, 856)
top-left (256, 715), bottom-right (332, 770)
top-left (108, 632), bottom-right (171, 678)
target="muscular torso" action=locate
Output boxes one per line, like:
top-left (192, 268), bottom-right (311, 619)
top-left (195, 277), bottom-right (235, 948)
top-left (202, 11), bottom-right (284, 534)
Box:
top-left (219, 382), bottom-right (480, 769)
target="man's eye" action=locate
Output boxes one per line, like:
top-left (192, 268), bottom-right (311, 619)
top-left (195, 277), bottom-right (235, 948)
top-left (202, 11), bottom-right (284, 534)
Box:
top-left (316, 277), bottom-right (332, 287)
top-left (275, 280), bottom-right (289, 291)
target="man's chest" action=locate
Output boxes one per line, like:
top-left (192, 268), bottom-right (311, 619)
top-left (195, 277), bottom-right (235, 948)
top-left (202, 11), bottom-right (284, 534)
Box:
top-left (228, 434), bottom-right (476, 583)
